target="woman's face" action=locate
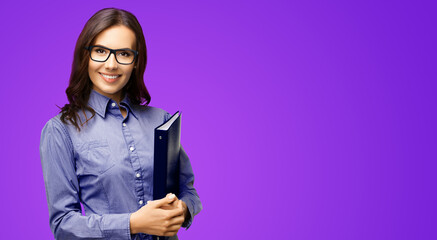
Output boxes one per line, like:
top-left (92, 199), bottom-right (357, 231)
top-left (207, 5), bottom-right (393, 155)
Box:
top-left (88, 25), bottom-right (136, 102)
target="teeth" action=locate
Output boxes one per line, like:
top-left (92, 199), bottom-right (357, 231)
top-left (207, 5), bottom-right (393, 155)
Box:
top-left (101, 74), bottom-right (119, 79)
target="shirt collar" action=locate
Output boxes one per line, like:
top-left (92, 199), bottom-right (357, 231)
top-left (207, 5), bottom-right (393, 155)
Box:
top-left (120, 94), bottom-right (138, 119)
top-left (88, 89), bottom-right (138, 119)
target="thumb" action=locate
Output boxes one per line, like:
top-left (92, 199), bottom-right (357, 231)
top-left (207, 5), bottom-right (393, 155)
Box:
top-left (148, 193), bottom-right (176, 208)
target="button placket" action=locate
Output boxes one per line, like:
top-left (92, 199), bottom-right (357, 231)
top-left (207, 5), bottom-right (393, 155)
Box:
top-left (121, 121), bottom-right (145, 210)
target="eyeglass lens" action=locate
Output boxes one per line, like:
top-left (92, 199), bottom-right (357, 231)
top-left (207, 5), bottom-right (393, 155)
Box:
top-left (90, 46), bottom-right (135, 64)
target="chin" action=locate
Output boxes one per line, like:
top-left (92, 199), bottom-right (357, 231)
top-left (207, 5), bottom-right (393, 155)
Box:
top-left (93, 83), bottom-right (123, 95)
top-left (102, 88), bottom-right (123, 96)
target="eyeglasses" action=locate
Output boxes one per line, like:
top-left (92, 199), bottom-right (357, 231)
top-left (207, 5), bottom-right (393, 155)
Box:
top-left (84, 45), bottom-right (138, 65)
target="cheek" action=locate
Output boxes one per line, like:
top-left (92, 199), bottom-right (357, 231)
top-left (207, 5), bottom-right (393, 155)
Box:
top-left (123, 67), bottom-right (135, 81)
top-left (88, 62), bottom-right (101, 84)
top-left (88, 61), bottom-right (99, 73)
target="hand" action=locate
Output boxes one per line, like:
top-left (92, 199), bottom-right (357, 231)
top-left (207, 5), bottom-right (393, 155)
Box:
top-left (130, 193), bottom-right (185, 236)
top-left (159, 195), bottom-right (189, 221)
top-left (154, 193), bottom-right (188, 221)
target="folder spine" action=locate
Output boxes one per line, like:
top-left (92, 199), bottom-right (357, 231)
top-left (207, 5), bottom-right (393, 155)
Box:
top-left (153, 111), bottom-right (181, 201)
top-left (153, 129), bottom-right (169, 200)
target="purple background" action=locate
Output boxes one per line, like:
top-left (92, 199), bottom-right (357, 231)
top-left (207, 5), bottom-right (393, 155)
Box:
top-left (1, 0), bottom-right (436, 239)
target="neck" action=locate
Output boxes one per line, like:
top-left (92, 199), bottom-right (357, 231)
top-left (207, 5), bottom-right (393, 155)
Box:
top-left (92, 87), bottom-right (124, 104)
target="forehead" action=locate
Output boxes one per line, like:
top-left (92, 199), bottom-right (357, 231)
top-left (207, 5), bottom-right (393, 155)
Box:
top-left (93, 25), bottom-right (136, 49)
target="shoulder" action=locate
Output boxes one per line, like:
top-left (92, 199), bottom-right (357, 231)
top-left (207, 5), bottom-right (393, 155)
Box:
top-left (40, 114), bottom-right (74, 148)
top-left (131, 104), bottom-right (172, 122)
top-left (41, 114), bottom-right (67, 135)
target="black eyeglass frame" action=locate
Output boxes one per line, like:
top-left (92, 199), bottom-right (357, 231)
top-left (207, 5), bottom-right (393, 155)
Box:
top-left (84, 45), bottom-right (139, 65)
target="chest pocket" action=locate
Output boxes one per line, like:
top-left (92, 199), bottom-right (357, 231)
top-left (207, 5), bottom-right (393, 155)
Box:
top-left (75, 139), bottom-right (115, 175)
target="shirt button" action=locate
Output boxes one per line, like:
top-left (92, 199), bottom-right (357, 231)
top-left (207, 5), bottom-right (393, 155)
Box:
top-left (139, 200), bottom-right (143, 205)
top-left (111, 103), bottom-right (116, 107)
top-left (136, 173), bottom-right (141, 178)
top-left (123, 123), bottom-right (126, 127)
top-left (130, 146), bottom-right (135, 152)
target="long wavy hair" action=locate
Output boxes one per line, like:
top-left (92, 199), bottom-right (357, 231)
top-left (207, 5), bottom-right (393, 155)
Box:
top-left (60, 8), bottom-right (150, 131)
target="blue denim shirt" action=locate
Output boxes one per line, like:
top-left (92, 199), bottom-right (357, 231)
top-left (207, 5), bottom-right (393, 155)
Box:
top-left (40, 90), bottom-right (202, 240)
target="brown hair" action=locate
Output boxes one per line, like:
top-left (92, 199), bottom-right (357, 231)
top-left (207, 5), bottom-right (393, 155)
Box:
top-left (60, 8), bottom-right (150, 131)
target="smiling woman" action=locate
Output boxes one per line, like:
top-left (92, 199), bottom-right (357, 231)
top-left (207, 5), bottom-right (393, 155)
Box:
top-left (87, 25), bottom-right (136, 105)
top-left (39, 8), bottom-right (202, 240)
top-left (59, 8), bottom-right (150, 129)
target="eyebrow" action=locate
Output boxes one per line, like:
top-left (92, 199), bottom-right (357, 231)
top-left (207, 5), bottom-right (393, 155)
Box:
top-left (94, 44), bottom-right (135, 50)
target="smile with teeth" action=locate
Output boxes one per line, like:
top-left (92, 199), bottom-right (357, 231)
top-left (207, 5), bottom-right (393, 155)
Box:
top-left (100, 73), bottom-right (121, 79)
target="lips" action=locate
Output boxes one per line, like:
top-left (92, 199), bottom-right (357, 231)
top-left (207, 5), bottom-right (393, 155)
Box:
top-left (99, 73), bottom-right (121, 83)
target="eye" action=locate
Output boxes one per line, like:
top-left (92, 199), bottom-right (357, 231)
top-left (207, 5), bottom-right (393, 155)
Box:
top-left (118, 51), bottom-right (132, 57)
top-left (94, 48), bottom-right (107, 54)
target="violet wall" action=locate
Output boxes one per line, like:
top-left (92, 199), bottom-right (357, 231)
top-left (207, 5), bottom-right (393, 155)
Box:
top-left (1, 0), bottom-right (436, 239)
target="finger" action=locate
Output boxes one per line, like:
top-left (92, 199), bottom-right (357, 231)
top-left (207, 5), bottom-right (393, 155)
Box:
top-left (171, 199), bottom-right (183, 212)
top-left (171, 198), bottom-right (179, 208)
top-left (166, 220), bottom-right (184, 231)
top-left (160, 202), bottom-right (177, 210)
top-left (166, 224), bottom-right (182, 232)
top-left (149, 193), bottom-right (177, 208)
top-left (159, 202), bottom-right (171, 207)
top-left (170, 194), bottom-right (179, 204)
top-left (169, 199), bottom-right (182, 207)
top-left (166, 193), bottom-right (177, 203)
top-left (166, 205), bottom-right (185, 219)
top-left (157, 199), bottom-right (181, 210)
top-left (164, 193), bottom-right (177, 204)
top-left (168, 215), bottom-right (185, 226)
top-left (164, 231), bottom-right (178, 237)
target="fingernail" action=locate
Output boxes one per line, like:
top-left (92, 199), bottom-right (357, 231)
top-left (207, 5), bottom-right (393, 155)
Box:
top-left (147, 201), bottom-right (151, 204)
top-left (168, 194), bottom-right (175, 199)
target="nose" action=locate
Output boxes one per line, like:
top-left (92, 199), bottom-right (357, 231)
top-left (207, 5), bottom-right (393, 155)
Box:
top-left (105, 52), bottom-right (118, 69)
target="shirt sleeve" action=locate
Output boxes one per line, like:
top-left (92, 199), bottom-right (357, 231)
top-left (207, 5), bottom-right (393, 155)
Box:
top-left (40, 118), bottom-right (133, 240)
top-left (162, 111), bottom-right (202, 229)
top-left (178, 145), bottom-right (203, 229)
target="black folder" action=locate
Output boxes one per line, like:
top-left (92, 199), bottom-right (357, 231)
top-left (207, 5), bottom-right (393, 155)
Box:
top-left (153, 111), bottom-right (181, 200)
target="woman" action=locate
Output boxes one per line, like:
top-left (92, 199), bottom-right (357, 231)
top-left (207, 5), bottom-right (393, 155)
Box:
top-left (40, 8), bottom-right (202, 240)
